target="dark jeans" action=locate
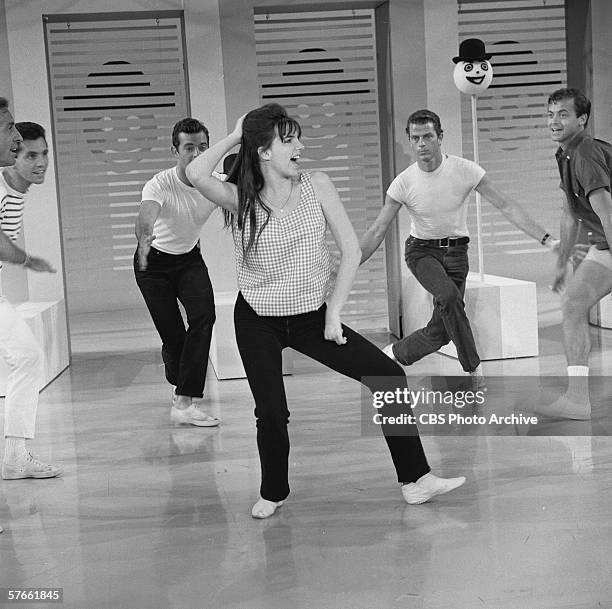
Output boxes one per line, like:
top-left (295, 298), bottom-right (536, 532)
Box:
top-left (392, 238), bottom-right (480, 373)
top-left (234, 292), bottom-right (430, 502)
top-left (134, 245), bottom-right (215, 398)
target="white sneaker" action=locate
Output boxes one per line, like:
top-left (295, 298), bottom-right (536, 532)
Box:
top-left (402, 472), bottom-right (466, 505)
top-left (251, 498), bottom-right (284, 519)
top-left (2, 453), bottom-right (63, 480)
top-left (383, 343), bottom-right (398, 362)
top-left (170, 404), bottom-right (220, 427)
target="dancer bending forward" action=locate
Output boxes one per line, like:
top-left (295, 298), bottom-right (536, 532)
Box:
top-left (187, 103), bottom-right (465, 518)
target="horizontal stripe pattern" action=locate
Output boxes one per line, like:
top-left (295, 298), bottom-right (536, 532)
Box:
top-left (45, 14), bottom-right (188, 313)
top-left (0, 174), bottom-right (25, 271)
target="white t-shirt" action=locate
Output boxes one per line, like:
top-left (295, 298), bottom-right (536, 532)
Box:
top-left (386, 154), bottom-right (485, 239)
top-left (141, 167), bottom-right (217, 254)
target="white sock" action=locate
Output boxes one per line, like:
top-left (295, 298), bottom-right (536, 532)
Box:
top-left (567, 366), bottom-right (589, 402)
top-left (567, 366), bottom-right (589, 376)
top-left (4, 437), bottom-right (27, 463)
top-left (173, 395), bottom-right (193, 410)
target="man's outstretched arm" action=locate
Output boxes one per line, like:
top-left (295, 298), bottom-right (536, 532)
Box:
top-left (475, 174), bottom-right (557, 245)
top-left (359, 195), bottom-right (402, 265)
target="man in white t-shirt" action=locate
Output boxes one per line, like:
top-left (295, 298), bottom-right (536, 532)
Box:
top-left (134, 118), bottom-right (219, 427)
top-left (360, 109), bottom-right (556, 384)
top-left (0, 110), bottom-right (62, 484)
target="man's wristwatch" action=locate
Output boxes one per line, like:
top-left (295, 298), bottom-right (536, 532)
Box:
top-left (541, 233), bottom-right (559, 250)
top-left (540, 232), bottom-right (552, 246)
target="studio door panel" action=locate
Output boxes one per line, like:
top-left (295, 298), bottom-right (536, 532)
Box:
top-left (44, 11), bottom-right (189, 317)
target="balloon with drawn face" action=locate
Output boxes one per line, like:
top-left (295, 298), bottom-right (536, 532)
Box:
top-left (452, 38), bottom-right (493, 96)
top-left (453, 60), bottom-right (492, 95)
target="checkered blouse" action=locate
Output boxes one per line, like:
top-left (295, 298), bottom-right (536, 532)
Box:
top-left (234, 172), bottom-right (333, 316)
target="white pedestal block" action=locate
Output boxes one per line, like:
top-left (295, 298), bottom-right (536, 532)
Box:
top-left (438, 273), bottom-right (539, 361)
top-left (209, 291), bottom-right (293, 380)
top-left (0, 299), bottom-right (70, 397)
top-left (589, 292), bottom-right (612, 328)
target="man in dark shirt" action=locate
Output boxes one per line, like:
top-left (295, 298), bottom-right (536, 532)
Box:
top-left (538, 88), bottom-right (612, 420)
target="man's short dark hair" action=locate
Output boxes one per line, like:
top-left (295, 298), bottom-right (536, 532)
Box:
top-left (0, 97), bottom-right (8, 111)
top-left (547, 88), bottom-right (591, 127)
top-left (172, 118), bottom-right (209, 149)
top-left (406, 109), bottom-right (443, 137)
top-left (16, 122), bottom-right (47, 145)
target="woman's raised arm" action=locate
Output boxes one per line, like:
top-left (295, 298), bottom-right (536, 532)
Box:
top-left (186, 115), bottom-right (245, 213)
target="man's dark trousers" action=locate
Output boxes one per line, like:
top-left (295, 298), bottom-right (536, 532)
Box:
top-left (392, 238), bottom-right (480, 373)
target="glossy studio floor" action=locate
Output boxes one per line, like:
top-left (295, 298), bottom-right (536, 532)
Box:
top-left (1, 287), bottom-right (612, 609)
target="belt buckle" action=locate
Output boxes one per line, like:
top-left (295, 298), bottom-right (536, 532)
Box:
top-left (440, 238), bottom-right (449, 248)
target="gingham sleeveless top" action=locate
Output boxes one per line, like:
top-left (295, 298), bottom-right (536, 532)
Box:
top-left (234, 172), bottom-right (333, 316)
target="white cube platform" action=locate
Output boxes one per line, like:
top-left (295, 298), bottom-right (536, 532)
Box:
top-left (589, 292), bottom-right (612, 328)
top-left (438, 272), bottom-right (539, 361)
top-left (0, 299), bottom-right (70, 397)
top-left (209, 291), bottom-right (293, 380)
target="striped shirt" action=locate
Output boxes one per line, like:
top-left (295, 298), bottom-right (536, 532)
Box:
top-left (0, 172), bottom-right (25, 271)
top-left (234, 172), bottom-right (333, 316)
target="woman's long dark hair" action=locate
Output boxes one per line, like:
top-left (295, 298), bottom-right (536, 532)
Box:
top-left (224, 103), bottom-right (302, 259)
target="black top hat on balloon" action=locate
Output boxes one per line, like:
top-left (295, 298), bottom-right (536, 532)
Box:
top-left (452, 38), bottom-right (492, 64)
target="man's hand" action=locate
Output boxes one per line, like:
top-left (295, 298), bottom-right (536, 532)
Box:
top-left (324, 309), bottom-right (347, 345)
top-left (137, 234), bottom-right (155, 271)
top-left (545, 238), bottom-right (560, 254)
top-left (26, 256), bottom-right (56, 274)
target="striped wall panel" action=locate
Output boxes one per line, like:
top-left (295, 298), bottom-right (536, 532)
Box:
top-left (458, 0), bottom-right (566, 280)
top-left (254, 9), bottom-right (388, 332)
top-left (44, 13), bottom-right (188, 314)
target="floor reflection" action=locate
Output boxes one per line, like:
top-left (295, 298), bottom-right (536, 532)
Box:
top-left (1, 313), bottom-right (612, 608)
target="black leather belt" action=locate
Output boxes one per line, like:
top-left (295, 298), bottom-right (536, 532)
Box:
top-left (409, 236), bottom-right (470, 248)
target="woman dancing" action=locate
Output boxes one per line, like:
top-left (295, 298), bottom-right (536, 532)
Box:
top-left (186, 103), bottom-right (465, 518)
